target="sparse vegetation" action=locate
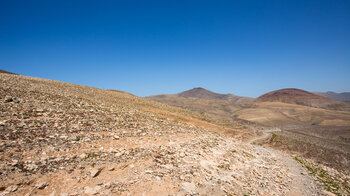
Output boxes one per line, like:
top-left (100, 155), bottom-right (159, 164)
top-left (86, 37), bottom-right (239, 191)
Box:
top-left (242, 151), bottom-right (254, 158)
top-left (294, 156), bottom-right (350, 196)
top-left (268, 132), bottom-right (350, 172)
top-left (270, 133), bottom-right (277, 142)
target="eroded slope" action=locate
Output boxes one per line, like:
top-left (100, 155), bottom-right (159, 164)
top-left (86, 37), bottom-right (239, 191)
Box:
top-left (0, 74), bottom-right (323, 195)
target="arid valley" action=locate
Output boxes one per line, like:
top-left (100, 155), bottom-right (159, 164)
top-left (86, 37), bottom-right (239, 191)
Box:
top-left (0, 70), bottom-right (349, 195)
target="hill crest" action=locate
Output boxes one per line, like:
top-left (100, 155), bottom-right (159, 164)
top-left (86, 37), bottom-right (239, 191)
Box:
top-left (257, 88), bottom-right (323, 100)
top-left (0, 69), bottom-right (16, 75)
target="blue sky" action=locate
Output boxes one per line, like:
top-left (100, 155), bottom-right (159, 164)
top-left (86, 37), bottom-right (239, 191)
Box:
top-left (1, 0), bottom-right (349, 97)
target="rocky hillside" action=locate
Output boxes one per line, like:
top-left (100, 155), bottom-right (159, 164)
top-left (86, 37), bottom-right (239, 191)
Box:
top-left (149, 87), bottom-right (254, 103)
top-left (0, 73), bottom-right (329, 195)
top-left (256, 88), bottom-right (350, 111)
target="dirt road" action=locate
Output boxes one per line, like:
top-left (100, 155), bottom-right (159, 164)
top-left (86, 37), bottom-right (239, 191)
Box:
top-left (247, 128), bottom-right (324, 195)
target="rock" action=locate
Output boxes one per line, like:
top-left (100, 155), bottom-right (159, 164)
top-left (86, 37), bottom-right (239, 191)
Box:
top-left (4, 96), bottom-right (13, 103)
top-left (17, 122), bottom-right (26, 128)
top-left (90, 168), bottom-right (103, 178)
top-left (322, 190), bottom-right (336, 196)
top-left (107, 166), bottom-right (115, 171)
top-left (0, 120), bottom-right (6, 126)
top-left (181, 182), bottom-right (196, 193)
top-left (103, 182), bottom-right (112, 189)
top-left (145, 170), bottom-right (153, 174)
top-left (79, 153), bottom-right (88, 159)
top-left (179, 175), bottom-right (185, 180)
top-left (26, 164), bottom-right (38, 171)
top-left (84, 186), bottom-right (101, 195)
top-left (179, 152), bottom-right (186, 158)
top-left (35, 181), bottom-right (48, 189)
top-left (11, 160), bottom-right (18, 167)
top-left (0, 191), bottom-right (9, 196)
top-left (5, 185), bottom-right (18, 192)
top-left (113, 135), bottom-right (120, 140)
top-left (115, 152), bottom-right (123, 157)
top-left (69, 136), bottom-right (80, 141)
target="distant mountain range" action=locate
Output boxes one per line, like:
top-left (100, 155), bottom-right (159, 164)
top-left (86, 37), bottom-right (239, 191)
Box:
top-left (149, 87), bottom-right (350, 111)
top-left (148, 86), bottom-right (350, 131)
top-left (148, 87), bottom-right (254, 103)
top-left (314, 91), bottom-right (350, 101)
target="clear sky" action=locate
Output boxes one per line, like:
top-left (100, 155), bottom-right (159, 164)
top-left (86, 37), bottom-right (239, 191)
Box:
top-left (1, 0), bottom-right (349, 97)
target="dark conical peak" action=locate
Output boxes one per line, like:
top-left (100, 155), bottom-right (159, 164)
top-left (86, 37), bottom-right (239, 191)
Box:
top-left (192, 87), bottom-right (205, 90)
top-left (178, 87), bottom-right (227, 100)
top-left (185, 87), bottom-right (211, 93)
top-left (148, 87), bottom-right (254, 102)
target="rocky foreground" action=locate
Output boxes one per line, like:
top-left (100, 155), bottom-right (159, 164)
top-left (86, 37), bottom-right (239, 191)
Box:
top-left (0, 73), bottom-right (326, 195)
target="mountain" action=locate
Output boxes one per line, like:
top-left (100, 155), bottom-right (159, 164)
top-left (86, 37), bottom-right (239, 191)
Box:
top-left (0, 73), bottom-right (327, 195)
top-left (314, 91), bottom-right (350, 101)
top-left (149, 87), bottom-right (254, 103)
top-left (256, 88), bottom-right (350, 110)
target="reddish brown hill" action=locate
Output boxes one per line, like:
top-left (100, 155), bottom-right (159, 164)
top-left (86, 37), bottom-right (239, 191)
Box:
top-left (256, 88), bottom-right (350, 110)
top-left (257, 88), bottom-right (324, 102)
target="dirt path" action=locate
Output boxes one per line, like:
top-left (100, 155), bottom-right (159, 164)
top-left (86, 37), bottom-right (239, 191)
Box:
top-left (248, 128), bottom-right (281, 144)
top-left (247, 128), bottom-right (323, 195)
top-left (250, 144), bottom-right (322, 195)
